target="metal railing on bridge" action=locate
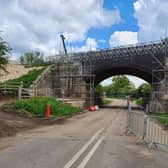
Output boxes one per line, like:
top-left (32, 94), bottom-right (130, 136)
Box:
top-left (48, 40), bottom-right (167, 63)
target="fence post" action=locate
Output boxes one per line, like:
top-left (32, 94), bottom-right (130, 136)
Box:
top-left (142, 115), bottom-right (148, 141)
top-left (4, 82), bottom-right (7, 93)
top-left (18, 81), bottom-right (23, 100)
top-left (127, 100), bottom-right (132, 133)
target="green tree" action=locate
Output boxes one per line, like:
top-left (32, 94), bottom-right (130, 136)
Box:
top-left (105, 75), bottom-right (135, 97)
top-left (19, 56), bottom-right (25, 64)
top-left (95, 84), bottom-right (104, 96)
top-left (132, 83), bottom-right (151, 98)
top-left (20, 51), bottom-right (44, 66)
top-left (0, 35), bottom-right (10, 71)
top-left (132, 83), bottom-right (151, 107)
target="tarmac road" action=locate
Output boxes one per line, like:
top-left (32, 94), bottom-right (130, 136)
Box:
top-left (0, 99), bottom-right (168, 168)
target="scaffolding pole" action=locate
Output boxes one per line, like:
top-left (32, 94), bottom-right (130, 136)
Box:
top-left (52, 61), bottom-right (95, 107)
top-left (151, 41), bottom-right (168, 112)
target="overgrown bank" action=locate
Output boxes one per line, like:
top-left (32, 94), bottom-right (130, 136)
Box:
top-left (11, 97), bottom-right (81, 117)
top-left (0, 67), bottom-right (46, 96)
top-left (6, 67), bottom-right (46, 88)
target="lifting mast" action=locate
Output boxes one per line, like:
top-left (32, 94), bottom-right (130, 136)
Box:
top-left (60, 34), bottom-right (68, 56)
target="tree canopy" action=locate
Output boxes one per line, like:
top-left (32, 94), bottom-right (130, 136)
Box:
top-left (0, 35), bottom-right (10, 71)
top-left (103, 75), bottom-right (135, 97)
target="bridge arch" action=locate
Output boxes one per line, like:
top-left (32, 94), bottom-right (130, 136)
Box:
top-left (94, 66), bottom-right (152, 86)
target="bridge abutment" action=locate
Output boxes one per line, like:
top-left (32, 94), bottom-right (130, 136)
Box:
top-left (31, 62), bottom-right (93, 108)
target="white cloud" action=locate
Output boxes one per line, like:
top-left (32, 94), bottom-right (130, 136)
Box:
top-left (101, 77), bottom-right (112, 86)
top-left (134, 0), bottom-right (168, 42)
top-left (109, 31), bottom-right (138, 47)
top-left (71, 37), bottom-right (98, 52)
top-left (127, 75), bottom-right (146, 88)
top-left (0, 0), bottom-right (121, 56)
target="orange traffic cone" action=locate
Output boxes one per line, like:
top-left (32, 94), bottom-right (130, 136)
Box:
top-left (46, 104), bottom-right (51, 117)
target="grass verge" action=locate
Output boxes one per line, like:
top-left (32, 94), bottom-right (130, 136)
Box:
top-left (11, 97), bottom-right (81, 117)
top-left (150, 113), bottom-right (168, 127)
top-left (103, 99), bottom-right (112, 106)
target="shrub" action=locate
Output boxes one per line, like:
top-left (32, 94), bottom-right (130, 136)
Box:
top-left (136, 98), bottom-right (144, 106)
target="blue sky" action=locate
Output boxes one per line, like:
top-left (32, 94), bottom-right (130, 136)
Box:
top-left (1, 0), bottom-right (168, 87)
top-left (68, 0), bottom-right (139, 50)
top-left (86, 0), bottom-right (139, 49)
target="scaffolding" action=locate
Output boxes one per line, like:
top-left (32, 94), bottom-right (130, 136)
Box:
top-left (51, 59), bottom-right (95, 107)
top-left (151, 41), bottom-right (168, 112)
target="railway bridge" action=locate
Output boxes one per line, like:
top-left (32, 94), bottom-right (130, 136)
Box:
top-left (34, 41), bottom-right (168, 111)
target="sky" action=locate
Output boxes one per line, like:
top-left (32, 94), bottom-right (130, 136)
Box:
top-left (1, 0), bottom-right (168, 87)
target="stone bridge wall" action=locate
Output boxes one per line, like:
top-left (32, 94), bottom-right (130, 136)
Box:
top-left (31, 63), bottom-right (89, 108)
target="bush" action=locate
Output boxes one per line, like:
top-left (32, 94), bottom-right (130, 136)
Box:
top-left (12, 97), bottom-right (81, 117)
top-left (136, 98), bottom-right (144, 106)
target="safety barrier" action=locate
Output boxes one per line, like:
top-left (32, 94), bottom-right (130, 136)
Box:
top-left (128, 104), bottom-right (168, 148)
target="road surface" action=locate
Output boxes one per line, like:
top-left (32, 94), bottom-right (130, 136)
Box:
top-left (0, 99), bottom-right (167, 168)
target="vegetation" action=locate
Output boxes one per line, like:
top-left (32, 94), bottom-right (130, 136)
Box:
top-left (0, 68), bottom-right (46, 96)
top-left (95, 76), bottom-right (151, 107)
top-left (20, 51), bottom-right (51, 67)
top-left (103, 75), bottom-right (135, 97)
top-left (150, 113), bottom-right (168, 127)
top-left (136, 98), bottom-right (143, 106)
top-left (95, 84), bottom-right (104, 96)
top-left (103, 99), bottom-right (112, 106)
top-left (132, 83), bottom-right (151, 107)
top-left (6, 68), bottom-right (45, 88)
top-left (0, 34), bottom-right (10, 71)
top-left (12, 97), bottom-right (81, 117)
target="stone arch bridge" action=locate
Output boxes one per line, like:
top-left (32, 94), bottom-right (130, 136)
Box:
top-left (33, 41), bottom-right (168, 110)
top-left (59, 41), bottom-right (167, 85)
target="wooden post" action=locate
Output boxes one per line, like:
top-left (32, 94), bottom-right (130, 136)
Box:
top-left (4, 82), bottom-right (6, 93)
top-left (18, 81), bottom-right (23, 100)
top-left (35, 84), bottom-right (37, 97)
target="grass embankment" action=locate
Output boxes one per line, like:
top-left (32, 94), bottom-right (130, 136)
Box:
top-left (6, 67), bottom-right (45, 88)
top-left (0, 68), bottom-right (45, 96)
top-left (11, 97), bottom-right (81, 117)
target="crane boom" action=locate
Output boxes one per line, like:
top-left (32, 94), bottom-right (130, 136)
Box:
top-left (60, 34), bottom-right (68, 56)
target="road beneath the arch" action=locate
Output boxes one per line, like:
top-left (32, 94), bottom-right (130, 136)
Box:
top-left (0, 99), bottom-right (167, 168)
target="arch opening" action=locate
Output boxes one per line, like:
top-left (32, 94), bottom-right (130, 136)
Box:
top-left (94, 74), bottom-right (151, 109)
top-left (94, 67), bottom-right (152, 86)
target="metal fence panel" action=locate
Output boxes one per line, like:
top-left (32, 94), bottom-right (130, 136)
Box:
top-left (128, 107), bottom-right (168, 147)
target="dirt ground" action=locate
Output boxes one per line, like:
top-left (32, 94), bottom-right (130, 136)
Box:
top-left (0, 98), bottom-right (135, 139)
top-left (0, 98), bottom-right (74, 138)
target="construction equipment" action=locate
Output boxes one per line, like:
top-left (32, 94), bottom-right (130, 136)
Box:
top-left (60, 34), bottom-right (68, 56)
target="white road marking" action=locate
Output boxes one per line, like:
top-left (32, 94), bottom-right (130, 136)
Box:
top-left (77, 133), bottom-right (106, 168)
top-left (63, 129), bottom-right (104, 168)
